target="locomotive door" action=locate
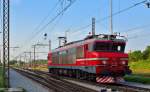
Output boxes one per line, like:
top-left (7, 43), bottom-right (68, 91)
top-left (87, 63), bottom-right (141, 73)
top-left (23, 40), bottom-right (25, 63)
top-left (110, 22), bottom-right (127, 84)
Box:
top-left (76, 46), bottom-right (85, 65)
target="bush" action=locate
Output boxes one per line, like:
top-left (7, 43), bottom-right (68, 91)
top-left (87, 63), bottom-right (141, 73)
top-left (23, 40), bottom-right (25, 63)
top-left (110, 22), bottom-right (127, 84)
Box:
top-left (0, 66), bottom-right (4, 88)
top-left (124, 75), bottom-right (150, 84)
top-left (142, 46), bottom-right (150, 60)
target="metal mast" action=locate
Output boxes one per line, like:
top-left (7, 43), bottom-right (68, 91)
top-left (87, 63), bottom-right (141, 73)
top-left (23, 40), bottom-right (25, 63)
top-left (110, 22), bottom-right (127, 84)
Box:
top-left (110, 0), bottom-right (113, 34)
top-left (3, 0), bottom-right (10, 87)
top-left (92, 18), bottom-right (95, 36)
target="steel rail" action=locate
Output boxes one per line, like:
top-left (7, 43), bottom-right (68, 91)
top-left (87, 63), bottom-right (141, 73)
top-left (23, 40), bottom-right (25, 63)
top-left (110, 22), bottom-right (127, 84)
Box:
top-left (32, 70), bottom-right (150, 92)
top-left (13, 68), bottom-right (97, 92)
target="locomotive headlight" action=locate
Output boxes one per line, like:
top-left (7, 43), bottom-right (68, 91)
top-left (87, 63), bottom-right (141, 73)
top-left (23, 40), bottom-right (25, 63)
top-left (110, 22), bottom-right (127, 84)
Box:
top-left (121, 61), bottom-right (126, 65)
top-left (102, 60), bottom-right (107, 65)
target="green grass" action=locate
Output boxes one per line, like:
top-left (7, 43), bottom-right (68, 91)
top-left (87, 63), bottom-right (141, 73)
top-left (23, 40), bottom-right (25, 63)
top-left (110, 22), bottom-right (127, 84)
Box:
top-left (124, 75), bottom-right (150, 84)
top-left (125, 60), bottom-right (150, 84)
top-left (129, 60), bottom-right (150, 74)
top-left (0, 66), bottom-right (4, 88)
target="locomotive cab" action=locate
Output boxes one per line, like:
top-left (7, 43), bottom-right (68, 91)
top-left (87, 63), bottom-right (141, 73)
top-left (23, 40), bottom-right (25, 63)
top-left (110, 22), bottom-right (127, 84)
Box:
top-left (85, 35), bottom-right (131, 77)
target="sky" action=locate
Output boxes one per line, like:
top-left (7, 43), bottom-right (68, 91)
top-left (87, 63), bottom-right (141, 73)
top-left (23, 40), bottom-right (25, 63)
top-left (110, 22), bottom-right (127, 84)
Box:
top-left (1, 0), bottom-right (150, 60)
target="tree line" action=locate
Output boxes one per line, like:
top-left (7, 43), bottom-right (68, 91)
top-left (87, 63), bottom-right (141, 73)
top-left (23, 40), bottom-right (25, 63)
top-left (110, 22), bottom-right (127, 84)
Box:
top-left (129, 46), bottom-right (150, 62)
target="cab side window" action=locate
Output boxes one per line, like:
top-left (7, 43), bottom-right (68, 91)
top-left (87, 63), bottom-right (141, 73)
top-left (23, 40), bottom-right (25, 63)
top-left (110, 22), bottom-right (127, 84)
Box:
top-left (88, 43), bottom-right (93, 51)
top-left (76, 46), bottom-right (84, 59)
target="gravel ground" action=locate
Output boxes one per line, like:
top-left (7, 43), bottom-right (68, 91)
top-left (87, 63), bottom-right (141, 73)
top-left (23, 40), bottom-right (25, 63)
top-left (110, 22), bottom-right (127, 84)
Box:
top-left (63, 79), bottom-right (111, 92)
top-left (122, 81), bottom-right (150, 90)
top-left (9, 69), bottom-right (52, 92)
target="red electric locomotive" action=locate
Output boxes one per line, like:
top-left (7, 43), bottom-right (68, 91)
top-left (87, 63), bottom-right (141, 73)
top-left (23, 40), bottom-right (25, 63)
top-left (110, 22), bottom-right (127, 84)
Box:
top-left (48, 34), bottom-right (131, 83)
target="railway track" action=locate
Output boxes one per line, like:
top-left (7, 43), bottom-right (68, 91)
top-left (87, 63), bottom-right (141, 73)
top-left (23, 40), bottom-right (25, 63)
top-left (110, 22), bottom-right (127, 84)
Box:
top-left (13, 68), bottom-right (150, 92)
top-left (62, 75), bottom-right (150, 92)
top-left (13, 68), bottom-right (97, 92)
top-left (26, 69), bottom-right (150, 92)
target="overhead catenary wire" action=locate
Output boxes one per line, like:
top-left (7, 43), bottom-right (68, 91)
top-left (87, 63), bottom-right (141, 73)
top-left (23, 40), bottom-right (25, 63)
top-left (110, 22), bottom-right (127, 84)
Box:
top-left (20, 0), bottom-right (76, 49)
top-left (14, 0), bottom-right (61, 58)
top-left (121, 24), bottom-right (150, 33)
top-left (123, 24), bottom-right (150, 39)
top-left (22, 0), bottom-right (147, 52)
top-left (19, 0), bottom-right (61, 48)
top-left (68, 0), bottom-right (147, 35)
top-left (33, 0), bottom-right (76, 36)
top-left (14, 0), bottom-right (77, 60)
top-left (127, 29), bottom-right (150, 39)
top-left (14, 0), bottom-right (147, 60)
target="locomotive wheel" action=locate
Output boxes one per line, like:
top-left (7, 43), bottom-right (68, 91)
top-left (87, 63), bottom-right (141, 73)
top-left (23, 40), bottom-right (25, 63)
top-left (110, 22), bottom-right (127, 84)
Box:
top-left (48, 69), bottom-right (51, 73)
top-left (76, 70), bottom-right (81, 79)
top-left (56, 69), bottom-right (59, 75)
top-left (72, 70), bottom-right (76, 78)
top-left (87, 73), bottom-right (91, 80)
top-left (88, 74), bottom-right (96, 81)
top-left (83, 72), bottom-right (87, 80)
top-left (68, 70), bottom-right (72, 77)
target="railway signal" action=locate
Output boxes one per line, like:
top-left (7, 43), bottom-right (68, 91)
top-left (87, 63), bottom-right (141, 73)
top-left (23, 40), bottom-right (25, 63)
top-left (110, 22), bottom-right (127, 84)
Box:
top-left (44, 33), bottom-right (47, 40)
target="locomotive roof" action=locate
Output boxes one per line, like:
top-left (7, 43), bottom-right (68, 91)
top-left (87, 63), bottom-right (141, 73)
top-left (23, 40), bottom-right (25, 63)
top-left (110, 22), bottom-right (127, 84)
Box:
top-left (51, 34), bottom-right (127, 53)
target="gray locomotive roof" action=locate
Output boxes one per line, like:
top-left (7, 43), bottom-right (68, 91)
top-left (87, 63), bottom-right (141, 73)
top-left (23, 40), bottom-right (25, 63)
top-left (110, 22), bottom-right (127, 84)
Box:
top-left (51, 34), bottom-right (126, 53)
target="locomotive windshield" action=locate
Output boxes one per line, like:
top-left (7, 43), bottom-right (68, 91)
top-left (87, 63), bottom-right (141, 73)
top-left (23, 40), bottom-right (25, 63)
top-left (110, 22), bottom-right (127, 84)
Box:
top-left (94, 42), bottom-right (125, 52)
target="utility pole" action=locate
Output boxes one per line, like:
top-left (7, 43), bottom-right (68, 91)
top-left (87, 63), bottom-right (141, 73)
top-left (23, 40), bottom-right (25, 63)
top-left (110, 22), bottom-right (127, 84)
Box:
top-left (110, 0), bottom-right (113, 35)
top-left (24, 52), bottom-right (32, 68)
top-left (23, 52), bottom-right (27, 68)
top-left (29, 52), bottom-right (32, 67)
top-left (19, 55), bottom-right (22, 67)
top-left (33, 45), bottom-right (36, 70)
top-left (3, 0), bottom-right (10, 88)
top-left (10, 46), bottom-right (19, 61)
top-left (32, 43), bottom-right (50, 70)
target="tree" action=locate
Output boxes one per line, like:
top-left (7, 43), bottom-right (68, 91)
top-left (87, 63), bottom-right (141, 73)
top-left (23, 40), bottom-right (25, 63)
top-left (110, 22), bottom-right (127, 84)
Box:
top-left (142, 46), bottom-right (150, 60)
top-left (10, 60), bottom-right (17, 65)
top-left (129, 50), bottom-right (143, 62)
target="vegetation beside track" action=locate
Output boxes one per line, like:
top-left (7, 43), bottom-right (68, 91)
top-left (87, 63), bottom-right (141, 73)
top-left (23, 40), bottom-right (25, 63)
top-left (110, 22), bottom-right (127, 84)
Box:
top-left (129, 45), bottom-right (150, 75)
top-left (124, 75), bottom-right (150, 84)
top-left (33, 60), bottom-right (48, 71)
top-left (129, 60), bottom-right (150, 74)
top-left (126, 61), bottom-right (150, 84)
top-left (0, 66), bottom-right (4, 88)
top-left (11, 59), bottom-right (48, 71)
top-left (127, 46), bottom-right (150, 84)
